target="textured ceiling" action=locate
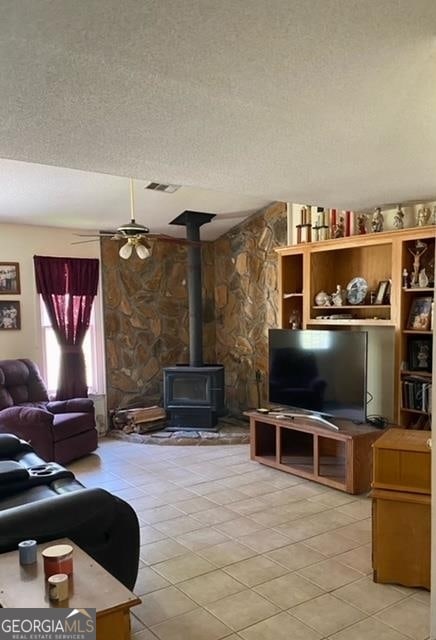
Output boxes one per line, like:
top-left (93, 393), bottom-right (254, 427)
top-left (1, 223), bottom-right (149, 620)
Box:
top-left (0, 0), bottom-right (436, 224)
top-left (0, 159), bottom-right (270, 240)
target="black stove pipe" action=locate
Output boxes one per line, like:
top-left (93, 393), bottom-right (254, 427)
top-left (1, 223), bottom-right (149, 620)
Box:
top-left (170, 211), bottom-right (216, 367)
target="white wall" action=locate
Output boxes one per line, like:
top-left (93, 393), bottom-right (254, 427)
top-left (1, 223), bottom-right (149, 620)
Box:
top-left (365, 327), bottom-right (395, 420)
top-left (0, 223), bottom-right (101, 361)
top-left (0, 223), bottom-right (108, 431)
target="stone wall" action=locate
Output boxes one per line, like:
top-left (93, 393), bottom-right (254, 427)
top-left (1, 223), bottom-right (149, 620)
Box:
top-left (101, 237), bottom-right (216, 410)
top-left (214, 202), bottom-right (287, 413)
top-left (101, 201), bottom-right (287, 415)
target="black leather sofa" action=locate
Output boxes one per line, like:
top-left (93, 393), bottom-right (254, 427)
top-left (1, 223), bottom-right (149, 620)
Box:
top-left (0, 434), bottom-right (139, 590)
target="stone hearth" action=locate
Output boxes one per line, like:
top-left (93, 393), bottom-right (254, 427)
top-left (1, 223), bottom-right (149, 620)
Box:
top-left (108, 415), bottom-right (249, 446)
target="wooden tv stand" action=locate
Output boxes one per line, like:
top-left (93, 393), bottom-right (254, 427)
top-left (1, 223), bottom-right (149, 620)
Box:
top-left (245, 410), bottom-right (383, 494)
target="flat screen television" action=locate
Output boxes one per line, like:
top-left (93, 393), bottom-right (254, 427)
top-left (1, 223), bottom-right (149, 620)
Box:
top-left (268, 329), bottom-right (368, 424)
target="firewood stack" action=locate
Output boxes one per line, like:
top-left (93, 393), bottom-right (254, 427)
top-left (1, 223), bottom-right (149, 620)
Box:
top-left (112, 406), bottom-right (167, 433)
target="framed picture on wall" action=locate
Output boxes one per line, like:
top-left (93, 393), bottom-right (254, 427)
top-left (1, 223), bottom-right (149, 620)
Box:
top-left (0, 301), bottom-right (21, 330)
top-left (0, 262), bottom-right (20, 294)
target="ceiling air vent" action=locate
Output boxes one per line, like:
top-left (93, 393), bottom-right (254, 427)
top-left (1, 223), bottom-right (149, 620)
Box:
top-left (145, 182), bottom-right (181, 193)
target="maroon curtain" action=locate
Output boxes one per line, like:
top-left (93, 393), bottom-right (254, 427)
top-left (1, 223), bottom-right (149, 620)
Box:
top-left (34, 256), bottom-right (99, 400)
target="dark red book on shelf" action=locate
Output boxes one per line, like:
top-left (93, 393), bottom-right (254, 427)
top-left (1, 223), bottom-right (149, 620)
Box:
top-left (330, 209), bottom-right (337, 228)
top-left (345, 211), bottom-right (351, 236)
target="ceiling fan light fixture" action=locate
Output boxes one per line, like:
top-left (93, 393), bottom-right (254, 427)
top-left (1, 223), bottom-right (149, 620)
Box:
top-left (119, 240), bottom-right (133, 259)
top-left (135, 242), bottom-right (151, 259)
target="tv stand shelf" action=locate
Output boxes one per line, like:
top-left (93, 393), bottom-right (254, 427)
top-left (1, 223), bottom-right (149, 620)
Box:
top-left (245, 411), bottom-right (383, 494)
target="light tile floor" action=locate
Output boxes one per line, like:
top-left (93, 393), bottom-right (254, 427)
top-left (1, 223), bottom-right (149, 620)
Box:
top-left (68, 438), bottom-right (430, 640)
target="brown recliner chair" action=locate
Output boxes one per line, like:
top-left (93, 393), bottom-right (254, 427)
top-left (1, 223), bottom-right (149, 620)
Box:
top-left (0, 359), bottom-right (98, 464)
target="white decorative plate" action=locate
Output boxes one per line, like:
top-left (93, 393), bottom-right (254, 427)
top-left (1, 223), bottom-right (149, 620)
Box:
top-left (346, 277), bottom-right (368, 304)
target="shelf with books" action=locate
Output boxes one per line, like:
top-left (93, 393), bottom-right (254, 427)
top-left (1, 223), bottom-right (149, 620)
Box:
top-left (401, 376), bottom-right (432, 414)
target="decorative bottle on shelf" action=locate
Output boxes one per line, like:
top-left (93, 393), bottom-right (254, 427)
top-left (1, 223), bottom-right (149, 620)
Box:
top-left (419, 268), bottom-right (429, 288)
top-left (289, 309), bottom-right (301, 330)
top-left (317, 207), bottom-right (329, 241)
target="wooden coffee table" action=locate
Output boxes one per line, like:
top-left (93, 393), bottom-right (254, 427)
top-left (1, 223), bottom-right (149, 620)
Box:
top-left (0, 538), bottom-right (140, 640)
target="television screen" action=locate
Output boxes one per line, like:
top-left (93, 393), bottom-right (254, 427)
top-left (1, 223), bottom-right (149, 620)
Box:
top-left (268, 329), bottom-right (368, 423)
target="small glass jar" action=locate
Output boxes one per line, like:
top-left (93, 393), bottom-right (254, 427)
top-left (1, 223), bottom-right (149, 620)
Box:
top-left (42, 544), bottom-right (73, 578)
top-left (48, 573), bottom-right (69, 602)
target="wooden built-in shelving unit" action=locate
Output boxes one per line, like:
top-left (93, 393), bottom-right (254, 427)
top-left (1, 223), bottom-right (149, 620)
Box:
top-left (276, 226), bottom-right (435, 427)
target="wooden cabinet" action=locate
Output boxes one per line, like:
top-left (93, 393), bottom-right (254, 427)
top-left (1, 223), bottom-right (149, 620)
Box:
top-left (372, 428), bottom-right (431, 589)
top-left (276, 226), bottom-right (435, 426)
top-left (246, 410), bottom-right (381, 494)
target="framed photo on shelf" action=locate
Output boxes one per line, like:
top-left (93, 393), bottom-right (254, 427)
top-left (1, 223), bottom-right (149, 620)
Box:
top-left (0, 301), bottom-right (21, 330)
top-left (374, 280), bottom-right (390, 305)
top-left (407, 296), bottom-right (433, 331)
top-left (408, 338), bottom-right (432, 372)
top-left (0, 262), bottom-right (20, 294)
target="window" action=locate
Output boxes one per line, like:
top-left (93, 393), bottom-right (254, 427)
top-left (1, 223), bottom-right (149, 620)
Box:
top-left (40, 293), bottom-right (105, 396)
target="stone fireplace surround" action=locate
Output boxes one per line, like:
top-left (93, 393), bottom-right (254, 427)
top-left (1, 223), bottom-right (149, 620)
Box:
top-left (101, 202), bottom-right (287, 420)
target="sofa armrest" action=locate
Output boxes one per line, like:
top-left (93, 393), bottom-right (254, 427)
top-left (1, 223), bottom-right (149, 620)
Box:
top-left (0, 434), bottom-right (34, 458)
top-left (0, 406), bottom-right (54, 430)
top-left (0, 488), bottom-right (140, 589)
top-left (47, 399), bottom-right (94, 414)
top-left (0, 407), bottom-right (54, 454)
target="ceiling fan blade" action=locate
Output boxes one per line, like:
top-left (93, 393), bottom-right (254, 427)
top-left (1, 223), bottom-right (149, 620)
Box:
top-left (71, 239), bottom-right (99, 245)
top-left (146, 233), bottom-right (203, 245)
top-left (75, 231), bottom-right (117, 237)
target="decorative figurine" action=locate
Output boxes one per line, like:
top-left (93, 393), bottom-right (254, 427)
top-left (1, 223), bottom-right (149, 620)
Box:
top-left (315, 291), bottom-right (332, 306)
top-left (402, 268), bottom-right (409, 289)
top-left (419, 268), bottom-right (429, 288)
top-left (408, 240), bottom-right (428, 287)
top-left (416, 343), bottom-right (430, 370)
top-left (331, 285), bottom-right (345, 306)
top-left (417, 206), bottom-right (431, 227)
top-left (289, 309), bottom-right (301, 330)
top-left (357, 214), bottom-right (367, 235)
top-left (333, 215), bottom-right (345, 239)
top-left (393, 205), bottom-right (404, 230)
top-left (371, 207), bottom-right (384, 233)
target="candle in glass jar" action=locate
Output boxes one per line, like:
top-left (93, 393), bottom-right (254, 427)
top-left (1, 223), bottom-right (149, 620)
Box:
top-left (42, 544), bottom-right (73, 578)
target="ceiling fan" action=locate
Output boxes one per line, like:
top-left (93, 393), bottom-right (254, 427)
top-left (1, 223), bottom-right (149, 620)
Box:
top-left (73, 178), bottom-right (192, 259)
